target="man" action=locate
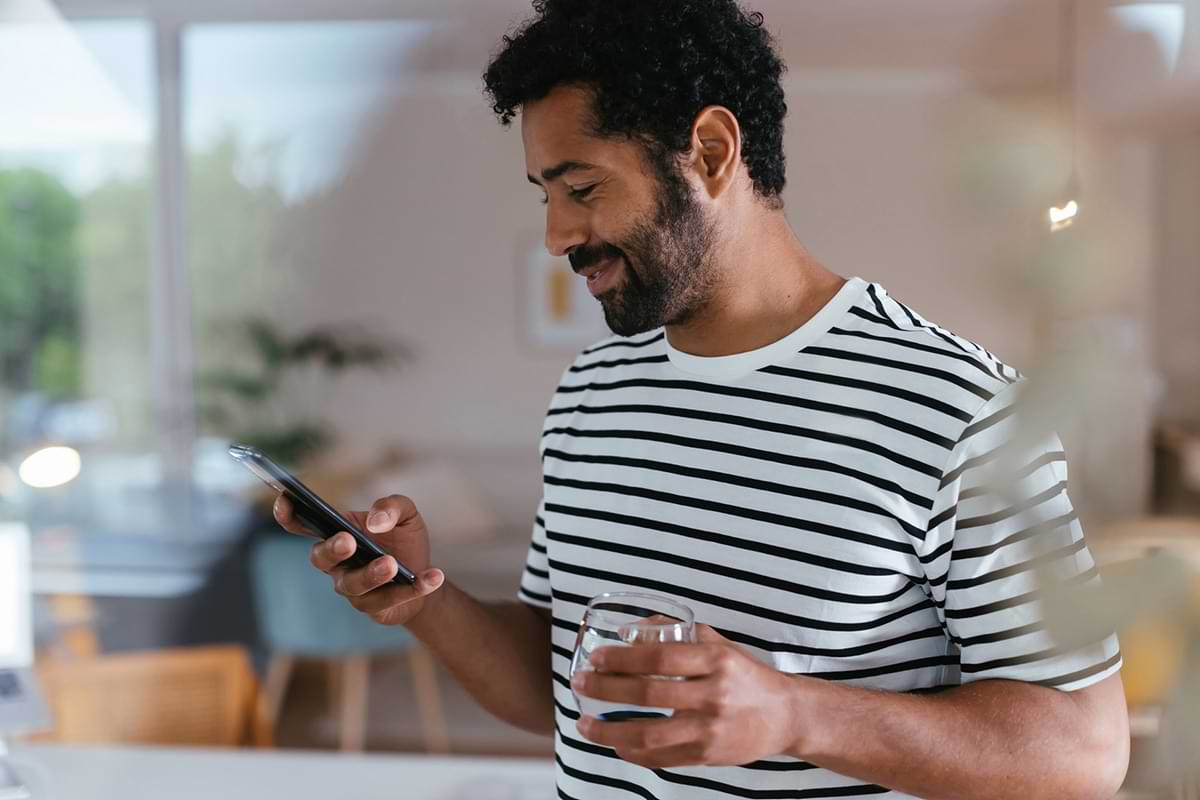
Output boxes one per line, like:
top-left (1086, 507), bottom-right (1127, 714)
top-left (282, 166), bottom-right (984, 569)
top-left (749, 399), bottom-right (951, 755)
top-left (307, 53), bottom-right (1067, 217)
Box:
top-left (275, 1), bottom-right (1130, 797)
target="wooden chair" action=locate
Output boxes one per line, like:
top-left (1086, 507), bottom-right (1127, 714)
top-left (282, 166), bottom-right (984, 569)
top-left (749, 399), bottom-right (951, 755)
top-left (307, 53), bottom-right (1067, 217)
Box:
top-left (34, 644), bottom-right (271, 747)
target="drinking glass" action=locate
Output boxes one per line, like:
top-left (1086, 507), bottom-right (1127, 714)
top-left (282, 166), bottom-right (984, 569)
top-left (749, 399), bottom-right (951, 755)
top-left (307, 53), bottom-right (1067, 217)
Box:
top-left (569, 592), bottom-right (696, 721)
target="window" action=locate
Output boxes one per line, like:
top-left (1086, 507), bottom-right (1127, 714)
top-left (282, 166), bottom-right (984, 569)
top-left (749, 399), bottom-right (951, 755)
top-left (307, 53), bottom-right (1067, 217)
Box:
top-left (0, 19), bottom-right (164, 538)
top-left (184, 21), bottom-right (435, 470)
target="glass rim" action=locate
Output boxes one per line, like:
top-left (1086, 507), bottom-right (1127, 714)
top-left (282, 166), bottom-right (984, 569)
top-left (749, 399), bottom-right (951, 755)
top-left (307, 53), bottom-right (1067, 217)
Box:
top-left (586, 591), bottom-right (694, 627)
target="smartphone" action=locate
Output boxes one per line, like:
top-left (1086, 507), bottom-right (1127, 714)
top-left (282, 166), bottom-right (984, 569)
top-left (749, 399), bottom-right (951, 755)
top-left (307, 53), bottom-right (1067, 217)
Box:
top-left (229, 443), bottom-right (417, 585)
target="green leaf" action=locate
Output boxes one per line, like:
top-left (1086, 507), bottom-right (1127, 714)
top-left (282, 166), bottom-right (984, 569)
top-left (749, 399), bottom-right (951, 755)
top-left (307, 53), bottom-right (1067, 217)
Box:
top-left (196, 370), bottom-right (272, 402)
top-left (242, 317), bottom-right (287, 370)
top-left (286, 327), bottom-right (410, 371)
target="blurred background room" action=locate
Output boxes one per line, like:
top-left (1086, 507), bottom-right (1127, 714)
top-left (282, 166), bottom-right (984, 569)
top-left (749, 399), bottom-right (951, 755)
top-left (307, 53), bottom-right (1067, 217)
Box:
top-left (0, 0), bottom-right (1198, 797)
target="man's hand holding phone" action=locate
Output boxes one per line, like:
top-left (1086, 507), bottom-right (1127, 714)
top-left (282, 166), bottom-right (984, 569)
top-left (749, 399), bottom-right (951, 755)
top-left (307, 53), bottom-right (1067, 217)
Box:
top-left (274, 493), bottom-right (446, 627)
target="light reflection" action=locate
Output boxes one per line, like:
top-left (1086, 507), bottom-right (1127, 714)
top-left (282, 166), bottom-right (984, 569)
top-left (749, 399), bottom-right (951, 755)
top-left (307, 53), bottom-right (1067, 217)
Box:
top-left (18, 446), bottom-right (82, 489)
top-left (1048, 199), bottom-right (1080, 232)
top-left (1109, 2), bottom-right (1188, 76)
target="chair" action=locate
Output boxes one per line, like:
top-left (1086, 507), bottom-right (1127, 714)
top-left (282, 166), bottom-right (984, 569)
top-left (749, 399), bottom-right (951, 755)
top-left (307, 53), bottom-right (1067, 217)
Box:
top-left (34, 644), bottom-right (271, 747)
top-left (250, 532), bottom-right (449, 753)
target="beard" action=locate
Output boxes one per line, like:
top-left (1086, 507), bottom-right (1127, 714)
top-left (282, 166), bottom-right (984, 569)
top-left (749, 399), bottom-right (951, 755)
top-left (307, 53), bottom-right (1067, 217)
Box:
top-left (568, 163), bottom-right (719, 337)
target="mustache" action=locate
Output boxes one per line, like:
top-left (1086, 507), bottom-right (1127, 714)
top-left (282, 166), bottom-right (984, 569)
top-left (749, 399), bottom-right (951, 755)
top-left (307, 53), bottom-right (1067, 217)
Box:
top-left (569, 242), bottom-right (624, 273)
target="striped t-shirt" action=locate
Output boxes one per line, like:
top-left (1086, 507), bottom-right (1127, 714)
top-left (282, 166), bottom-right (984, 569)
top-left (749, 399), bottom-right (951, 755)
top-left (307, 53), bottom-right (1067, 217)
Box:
top-left (518, 276), bottom-right (1122, 800)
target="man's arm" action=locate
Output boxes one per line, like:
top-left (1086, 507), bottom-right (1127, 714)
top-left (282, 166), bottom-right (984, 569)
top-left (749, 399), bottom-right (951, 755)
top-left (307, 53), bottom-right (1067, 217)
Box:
top-left (406, 584), bottom-right (555, 735)
top-left (575, 627), bottom-right (1129, 800)
top-left (793, 671), bottom-right (1129, 800)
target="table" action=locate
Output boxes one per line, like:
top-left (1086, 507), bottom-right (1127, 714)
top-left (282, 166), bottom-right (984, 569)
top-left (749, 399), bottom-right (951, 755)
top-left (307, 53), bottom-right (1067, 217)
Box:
top-left (5, 744), bottom-right (555, 800)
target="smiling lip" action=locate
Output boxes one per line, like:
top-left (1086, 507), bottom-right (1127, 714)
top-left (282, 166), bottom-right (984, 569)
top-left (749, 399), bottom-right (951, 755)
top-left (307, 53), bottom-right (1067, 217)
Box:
top-left (582, 258), bottom-right (621, 295)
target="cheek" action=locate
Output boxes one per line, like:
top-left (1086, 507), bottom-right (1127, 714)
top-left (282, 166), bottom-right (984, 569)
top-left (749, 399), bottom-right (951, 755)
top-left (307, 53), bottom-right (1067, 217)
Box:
top-left (590, 210), bottom-right (623, 246)
top-left (601, 209), bottom-right (649, 257)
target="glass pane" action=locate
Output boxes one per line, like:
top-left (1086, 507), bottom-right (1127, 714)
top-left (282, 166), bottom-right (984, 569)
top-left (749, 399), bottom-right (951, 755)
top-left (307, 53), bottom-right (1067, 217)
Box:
top-left (184, 22), bottom-right (433, 473)
top-left (0, 19), bottom-right (159, 536)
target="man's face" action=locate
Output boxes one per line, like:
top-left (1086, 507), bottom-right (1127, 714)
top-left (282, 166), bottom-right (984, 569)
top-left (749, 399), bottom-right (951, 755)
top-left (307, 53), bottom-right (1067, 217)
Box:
top-left (522, 86), bottom-right (719, 336)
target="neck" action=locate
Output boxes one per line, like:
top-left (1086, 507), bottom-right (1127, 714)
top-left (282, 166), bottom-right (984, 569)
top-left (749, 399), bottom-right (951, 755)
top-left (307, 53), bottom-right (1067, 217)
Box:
top-left (664, 208), bottom-right (845, 358)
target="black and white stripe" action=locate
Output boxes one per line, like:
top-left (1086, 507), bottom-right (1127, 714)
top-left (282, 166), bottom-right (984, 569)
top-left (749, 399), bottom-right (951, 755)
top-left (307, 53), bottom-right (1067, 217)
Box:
top-left (518, 278), bottom-right (1120, 799)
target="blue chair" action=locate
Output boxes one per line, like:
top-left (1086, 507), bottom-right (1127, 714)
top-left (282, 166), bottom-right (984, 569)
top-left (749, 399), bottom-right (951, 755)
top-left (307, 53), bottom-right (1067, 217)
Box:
top-left (250, 532), bottom-right (448, 752)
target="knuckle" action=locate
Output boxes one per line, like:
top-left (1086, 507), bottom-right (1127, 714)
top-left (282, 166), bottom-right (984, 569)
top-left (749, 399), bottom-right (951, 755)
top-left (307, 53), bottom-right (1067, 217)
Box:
top-left (699, 720), bottom-right (722, 746)
top-left (332, 568), bottom-right (358, 597)
top-left (703, 690), bottom-right (728, 716)
top-left (640, 726), bottom-right (667, 750)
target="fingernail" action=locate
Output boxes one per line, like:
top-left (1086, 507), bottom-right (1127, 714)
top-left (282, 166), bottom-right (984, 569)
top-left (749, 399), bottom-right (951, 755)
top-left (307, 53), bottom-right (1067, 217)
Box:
top-left (334, 536), bottom-right (351, 555)
top-left (373, 558), bottom-right (393, 577)
top-left (424, 569), bottom-right (444, 589)
top-left (366, 511), bottom-right (389, 532)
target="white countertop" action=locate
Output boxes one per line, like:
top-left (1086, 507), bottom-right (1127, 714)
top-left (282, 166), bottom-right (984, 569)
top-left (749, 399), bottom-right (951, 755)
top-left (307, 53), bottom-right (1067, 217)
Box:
top-left (4, 744), bottom-right (555, 800)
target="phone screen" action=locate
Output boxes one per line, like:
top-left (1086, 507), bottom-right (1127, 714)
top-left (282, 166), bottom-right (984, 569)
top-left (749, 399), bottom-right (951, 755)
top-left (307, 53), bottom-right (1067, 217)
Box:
top-left (233, 452), bottom-right (287, 495)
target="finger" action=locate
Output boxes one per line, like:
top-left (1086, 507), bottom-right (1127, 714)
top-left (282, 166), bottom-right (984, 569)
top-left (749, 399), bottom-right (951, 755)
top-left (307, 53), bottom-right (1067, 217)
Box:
top-left (273, 495), bottom-right (309, 536)
top-left (618, 742), bottom-right (709, 769)
top-left (335, 556), bottom-right (401, 597)
top-left (363, 494), bottom-right (421, 534)
top-left (572, 671), bottom-right (709, 711)
top-left (694, 624), bottom-right (731, 645)
top-left (309, 532), bottom-right (357, 573)
top-left (576, 712), bottom-right (705, 752)
top-left (591, 642), bottom-right (723, 677)
top-left (345, 569), bottom-right (445, 615)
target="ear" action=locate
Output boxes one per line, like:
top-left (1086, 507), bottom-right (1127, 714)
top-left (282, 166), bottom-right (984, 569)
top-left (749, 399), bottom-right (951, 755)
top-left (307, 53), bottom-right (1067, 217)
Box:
top-left (687, 105), bottom-right (741, 201)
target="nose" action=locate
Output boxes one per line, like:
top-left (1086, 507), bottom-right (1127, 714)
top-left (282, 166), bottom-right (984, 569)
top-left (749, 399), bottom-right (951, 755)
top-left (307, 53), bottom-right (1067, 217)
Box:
top-left (544, 198), bottom-right (589, 258)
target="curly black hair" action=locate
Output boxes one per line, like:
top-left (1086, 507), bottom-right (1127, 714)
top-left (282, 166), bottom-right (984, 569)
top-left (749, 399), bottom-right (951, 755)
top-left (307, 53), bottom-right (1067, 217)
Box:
top-left (483, 0), bottom-right (788, 208)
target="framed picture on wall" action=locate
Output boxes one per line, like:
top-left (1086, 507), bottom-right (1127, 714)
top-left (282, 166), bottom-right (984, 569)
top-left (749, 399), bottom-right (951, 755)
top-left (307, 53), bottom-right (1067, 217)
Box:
top-left (520, 236), bottom-right (611, 351)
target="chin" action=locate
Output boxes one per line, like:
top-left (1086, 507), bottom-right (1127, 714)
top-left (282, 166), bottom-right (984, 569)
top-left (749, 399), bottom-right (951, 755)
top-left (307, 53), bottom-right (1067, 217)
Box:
top-left (601, 298), bottom-right (662, 337)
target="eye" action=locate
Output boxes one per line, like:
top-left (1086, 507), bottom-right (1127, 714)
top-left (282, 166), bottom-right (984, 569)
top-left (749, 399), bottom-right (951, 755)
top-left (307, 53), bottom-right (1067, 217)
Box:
top-left (568, 185), bottom-right (596, 201)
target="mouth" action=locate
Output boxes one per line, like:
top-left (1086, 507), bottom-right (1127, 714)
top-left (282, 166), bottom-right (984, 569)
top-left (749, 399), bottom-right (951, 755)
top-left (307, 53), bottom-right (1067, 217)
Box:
top-left (581, 257), bottom-right (623, 295)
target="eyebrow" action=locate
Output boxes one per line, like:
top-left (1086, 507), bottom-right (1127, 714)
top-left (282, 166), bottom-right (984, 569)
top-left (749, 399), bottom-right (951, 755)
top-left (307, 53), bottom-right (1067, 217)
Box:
top-left (526, 160), bottom-right (598, 186)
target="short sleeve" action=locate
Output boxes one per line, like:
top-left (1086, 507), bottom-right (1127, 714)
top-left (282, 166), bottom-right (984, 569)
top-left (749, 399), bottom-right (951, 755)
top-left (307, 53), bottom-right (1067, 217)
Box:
top-left (517, 501), bottom-right (552, 609)
top-left (517, 354), bottom-right (591, 609)
top-left (921, 383), bottom-right (1122, 692)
